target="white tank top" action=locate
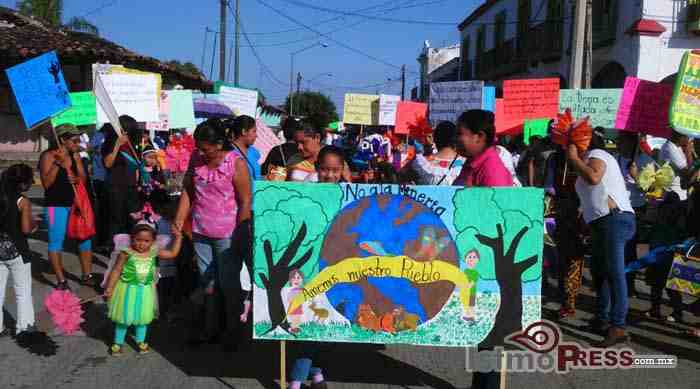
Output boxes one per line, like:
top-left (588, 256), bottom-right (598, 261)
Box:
top-left (575, 149), bottom-right (634, 224)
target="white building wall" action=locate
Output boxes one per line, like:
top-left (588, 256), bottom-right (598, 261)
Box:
top-left (459, 0), bottom-right (698, 85)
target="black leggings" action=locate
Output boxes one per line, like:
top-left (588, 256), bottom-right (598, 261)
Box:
top-left (107, 186), bottom-right (139, 238)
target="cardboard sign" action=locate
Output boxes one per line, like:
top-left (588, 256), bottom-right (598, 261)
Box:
top-left (615, 76), bottom-right (673, 138)
top-left (253, 183), bottom-right (543, 347)
top-left (428, 81), bottom-right (484, 126)
top-left (482, 86), bottom-right (496, 112)
top-left (96, 70), bottom-right (160, 123)
top-left (379, 94), bottom-right (400, 126)
top-left (559, 89), bottom-right (622, 129)
top-left (5, 51), bottom-right (71, 128)
top-left (51, 92), bottom-right (96, 127)
top-left (146, 91), bottom-right (170, 131)
top-left (523, 119), bottom-right (550, 145)
top-left (254, 118), bottom-right (282, 164)
top-left (495, 98), bottom-right (522, 135)
top-left (670, 51), bottom-right (700, 137)
top-left (344, 94), bottom-right (379, 125)
top-left (217, 85), bottom-right (259, 118)
top-left (503, 78), bottom-right (560, 121)
top-left (168, 90), bottom-right (197, 129)
top-left (394, 101), bottom-right (428, 135)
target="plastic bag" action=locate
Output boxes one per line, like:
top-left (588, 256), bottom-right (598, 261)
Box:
top-left (67, 182), bottom-right (95, 241)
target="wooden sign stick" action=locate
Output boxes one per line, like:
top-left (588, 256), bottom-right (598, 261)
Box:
top-left (280, 340), bottom-right (287, 389)
top-left (500, 351), bottom-right (508, 389)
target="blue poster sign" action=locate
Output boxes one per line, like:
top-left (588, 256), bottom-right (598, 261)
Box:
top-left (5, 51), bottom-right (71, 128)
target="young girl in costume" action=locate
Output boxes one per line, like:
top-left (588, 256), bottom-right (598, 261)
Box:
top-left (105, 222), bottom-right (182, 355)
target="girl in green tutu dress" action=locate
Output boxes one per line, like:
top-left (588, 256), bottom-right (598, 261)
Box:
top-left (104, 222), bottom-right (182, 355)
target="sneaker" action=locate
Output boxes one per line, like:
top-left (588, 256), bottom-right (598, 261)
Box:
top-left (137, 342), bottom-right (151, 355)
top-left (56, 280), bottom-right (70, 291)
top-left (644, 309), bottom-right (666, 321)
top-left (110, 344), bottom-right (123, 356)
top-left (667, 311), bottom-right (683, 323)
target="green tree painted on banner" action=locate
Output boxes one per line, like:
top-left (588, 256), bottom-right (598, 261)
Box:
top-left (254, 182), bottom-right (343, 334)
top-left (453, 187), bottom-right (543, 347)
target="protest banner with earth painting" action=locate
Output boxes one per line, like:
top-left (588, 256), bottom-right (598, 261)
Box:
top-left (252, 183), bottom-right (544, 348)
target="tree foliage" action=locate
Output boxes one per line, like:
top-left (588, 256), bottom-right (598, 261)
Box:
top-left (284, 91), bottom-right (339, 130)
top-left (17, 0), bottom-right (99, 35)
top-left (167, 60), bottom-right (205, 78)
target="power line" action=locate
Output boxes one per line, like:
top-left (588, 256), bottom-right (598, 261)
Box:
top-left (256, 0), bottom-right (406, 72)
top-left (82, 0), bottom-right (118, 17)
top-left (237, 18), bottom-right (288, 89)
top-left (242, 0), bottom-right (445, 35)
top-left (279, 0), bottom-right (457, 26)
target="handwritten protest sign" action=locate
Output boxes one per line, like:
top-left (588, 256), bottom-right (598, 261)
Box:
top-left (51, 92), bottom-right (96, 127)
top-left (428, 81), bottom-right (483, 126)
top-left (503, 78), bottom-right (560, 121)
top-left (394, 101), bottom-right (428, 135)
top-left (482, 86), bottom-right (496, 112)
top-left (96, 69), bottom-right (160, 123)
top-left (670, 51), bottom-right (700, 137)
top-left (615, 77), bottom-right (673, 138)
top-left (344, 94), bottom-right (379, 125)
top-left (495, 99), bottom-right (522, 135)
top-left (147, 91), bottom-right (170, 131)
top-left (5, 51), bottom-right (70, 128)
top-left (379, 94), bottom-right (400, 126)
top-left (217, 85), bottom-right (258, 118)
top-left (253, 183), bottom-right (543, 347)
top-left (559, 89), bottom-right (622, 129)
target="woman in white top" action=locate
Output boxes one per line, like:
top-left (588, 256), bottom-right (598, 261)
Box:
top-left (412, 121), bottom-right (465, 186)
top-left (567, 130), bottom-right (635, 348)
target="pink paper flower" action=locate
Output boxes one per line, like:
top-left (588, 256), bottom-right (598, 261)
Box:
top-left (44, 289), bottom-right (85, 335)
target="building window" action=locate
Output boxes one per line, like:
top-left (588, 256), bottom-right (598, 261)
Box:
top-left (689, 0), bottom-right (700, 32)
top-left (461, 35), bottom-right (471, 80)
top-left (517, 0), bottom-right (531, 55)
top-left (592, 0), bottom-right (618, 48)
top-left (495, 11), bottom-right (506, 48)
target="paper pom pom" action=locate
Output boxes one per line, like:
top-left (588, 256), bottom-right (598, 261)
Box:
top-left (44, 289), bottom-right (85, 335)
top-left (551, 109), bottom-right (592, 153)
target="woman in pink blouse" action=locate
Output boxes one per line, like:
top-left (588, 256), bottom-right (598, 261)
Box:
top-left (174, 119), bottom-right (252, 343)
top-left (453, 109), bottom-right (513, 188)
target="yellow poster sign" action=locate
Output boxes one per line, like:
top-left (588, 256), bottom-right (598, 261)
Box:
top-left (343, 93), bottom-right (379, 125)
top-left (287, 255), bottom-right (471, 314)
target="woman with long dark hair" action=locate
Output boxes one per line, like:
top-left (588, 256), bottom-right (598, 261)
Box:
top-left (567, 128), bottom-right (635, 347)
top-left (174, 119), bottom-right (252, 344)
top-left (0, 164), bottom-right (36, 336)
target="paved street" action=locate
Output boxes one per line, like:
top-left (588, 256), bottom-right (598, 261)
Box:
top-left (1, 188), bottom-right (699, 389)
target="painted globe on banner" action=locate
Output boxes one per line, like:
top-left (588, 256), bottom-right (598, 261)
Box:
top-left (318, 194), bottom-right (459, 330)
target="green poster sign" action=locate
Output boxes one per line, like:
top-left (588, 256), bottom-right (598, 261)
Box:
top-left (559, 89), bottom-right (622, 129)
top-left (51, 92), bottom-right (96, 127)
top-left (167, 90), bottom-right (197, 129)
top-left (523, 118), bottom-right (549, 145)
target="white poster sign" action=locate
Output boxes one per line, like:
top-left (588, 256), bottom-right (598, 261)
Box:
top-left (429, 81), bottom-right (484, 126)
top-left (379, 94), bottom-right (400, 126)
top-left (218, 86), bottom-right (258, 118)
top-left (96, 73), bottom-right (160, 123)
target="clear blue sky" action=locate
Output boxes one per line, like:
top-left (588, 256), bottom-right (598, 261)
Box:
top-left (2, 0), bottom-right (481, 109)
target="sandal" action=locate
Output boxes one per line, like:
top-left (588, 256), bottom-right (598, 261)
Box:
top-left (56, 280), bottom-right (71, 291)
top-left (110, 344), bottom-right (123, 356)
top-left (81, 274), bottom-right (98, 287)
top-left (558, 307), bottom-right (576, 319)
top-left (137, 342), bottom-right (151, 354)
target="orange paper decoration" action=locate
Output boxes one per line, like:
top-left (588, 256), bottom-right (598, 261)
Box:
top-left (551, 109), bottom-right (592, 153)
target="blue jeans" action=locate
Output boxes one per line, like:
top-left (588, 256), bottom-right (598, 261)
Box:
top-left (192, 234), bottom-right (232, 290)
top-left (290, 358), bottom-right (322, 382)
top-left (590, 210), bottom-right (636, 328)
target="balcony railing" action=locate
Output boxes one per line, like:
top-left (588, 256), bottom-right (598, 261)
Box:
top-left (474, 20), bottom-right (563, 80)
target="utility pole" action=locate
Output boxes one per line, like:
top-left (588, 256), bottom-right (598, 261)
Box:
top-left (583, 0), bottom-right (592, 88)
top-left (294, 72), bottom-right (302, 115)
top-left (234, 0), bottom-right (241, 86)
top-left (569, 0), bottom-right (586, 89)
top-left (401, 64), bottom-right (406, 100)
top-left (219, 0), bottom-right (227, 81)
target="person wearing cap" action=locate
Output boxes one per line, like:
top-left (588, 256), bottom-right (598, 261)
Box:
top-left (39, 124), bottom-right (95, 290)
